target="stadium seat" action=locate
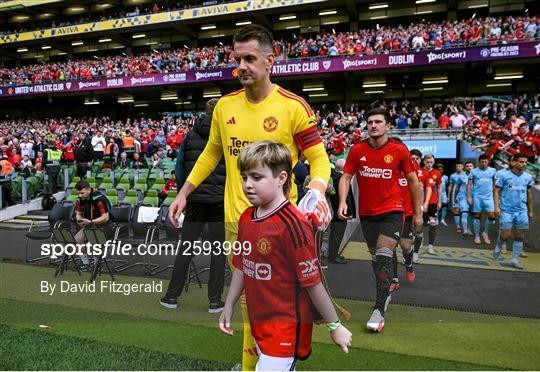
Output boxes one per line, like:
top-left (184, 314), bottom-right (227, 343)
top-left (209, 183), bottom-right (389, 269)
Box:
top-left (149, 179), bottom-right (165, 192)
top-left (98, 176), bottom-right (114, 192)
top-left (142, 189), bottom-right (159, 207)
top-left (105, 189), bottom-right (118, 206)
top-left (123, 190), bottom-right (139, 207)
top-left (134, 178), bottom-right (148, 193)
top-left (86, 176), bottom-right (97, 188)
top-left (66, 190), bottom-right (79, 203)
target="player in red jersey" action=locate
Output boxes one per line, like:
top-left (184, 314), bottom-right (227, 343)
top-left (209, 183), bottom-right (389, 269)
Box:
top-left (422, 154), bottom-right (442, 255)
top-left (393, 141), bottom-right (425, 285)
top-left (409, 149), bottom-right (432, 264)
top-left (220, 141), bottom-right (351, 371)
top-left (337, 108), bottom-right (423, 333)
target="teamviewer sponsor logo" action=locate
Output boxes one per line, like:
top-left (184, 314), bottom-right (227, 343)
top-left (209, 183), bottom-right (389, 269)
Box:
top-left (131, 76), bottom-right (155, 85)
top-left (342, 58), bottom-right (377, 70)
top-left (358, 166), bottom-right (392, 179)
top-left (427, 51), bottom-right (466, 63)
top-left (195, 71), bottom-right (223, 81)
top-left (78, 81), bottom-right (101, 89)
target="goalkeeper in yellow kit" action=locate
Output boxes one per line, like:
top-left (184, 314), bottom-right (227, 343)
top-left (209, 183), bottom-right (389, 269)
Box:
top-left (168, 24), bottom-right (331, 370)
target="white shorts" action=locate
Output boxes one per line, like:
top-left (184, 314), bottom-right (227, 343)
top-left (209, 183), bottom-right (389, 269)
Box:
top-left (255, 344), bottom-right (296, 371)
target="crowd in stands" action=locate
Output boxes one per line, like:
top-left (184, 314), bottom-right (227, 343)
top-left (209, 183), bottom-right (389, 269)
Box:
top-left (1, 15), bottom-right (538, 86)
top-left (317, 95), bottom-right (540, 165)
top-left (0, 115), bottom-right (196, 175)
top-left (0, 1), bottom-right (233, 35)
top-left (1, 96), bottom-right (538, 183)
top-left (283, 15), bottom-right (539, 58)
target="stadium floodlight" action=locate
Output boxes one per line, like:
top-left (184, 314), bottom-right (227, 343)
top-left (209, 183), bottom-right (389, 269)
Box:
top-left (286, 25), bottom-right (300, 29)
top-left (416, 0), bottom-right (435, 3)
top-left (58, 52), bottom-right (67, 55)
top-left (370, 15), bottom-right (388, 19)
top-left (118, 96), bottom-right (134, 103)
top-left (369, 3), bottom-right (388, 10)
top-left (468, 3), bottom-right (488, 8)
top-left (303, 87), bottom-right (324, 92)
top-left (99, 38), bottom-right (112, 43)
top-left (134, 103), bottom-right (149, 107)
top-left (201, 24), bottom-right (216, 30)
top-left (175, 101), bottom-right (192, 105)
top-left (41, 45), bottom-right (51, 50)
top-left (161, 94), bottom-right (178, 101)
top-left (236, 21), bottom-right (252, 26)
top-left (309, 93), bottom-right (328, 98)
top-left (422, 79), bottom-right (448, 84)
top-left (84, 98), bottom-right (100, 105)
top-left (362, 83), bottom-right (386, 88)
top-left (486, 83), bottom-right (512, 88)
top-left (17, 48), bottom-right (28, 52)
top-left (415, 10), bottom-right (433, 14)
top-left (113, 45), bottom-right (125, 49)
top-left (279, 14), bottom-right (296, 20)
top-left (132, 33), bottom-right (146, 39)
top-left (88, 48), bottom-right (98, 52)
top-left (71, 41), bottom-right (84, 46)
top-left (365, 90), bottom-right (384, 94)
top-left (423, 86), bottom-right (444, 91)
top-left (319, 9), bottom-right (337, 15)
top-left (322, 21), bottom-right (340, 25)
top-left (494, 74), bottom-right (523, 80)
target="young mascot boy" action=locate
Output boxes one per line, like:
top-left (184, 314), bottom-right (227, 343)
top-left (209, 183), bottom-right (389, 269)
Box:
top-left (219, 141), bottom-right (352, 371)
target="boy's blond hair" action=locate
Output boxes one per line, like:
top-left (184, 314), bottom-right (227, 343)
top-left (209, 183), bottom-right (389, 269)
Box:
top-left (237, 140), bottom-right (292, 197)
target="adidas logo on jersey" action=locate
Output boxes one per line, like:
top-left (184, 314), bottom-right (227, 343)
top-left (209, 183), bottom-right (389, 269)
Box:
top-left (226, 117), bottom-right (236, 125)
top-left (360, 156), bottom-right (367, 161)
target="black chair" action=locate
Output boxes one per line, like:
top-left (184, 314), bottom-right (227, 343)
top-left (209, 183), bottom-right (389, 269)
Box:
top-left (52, 227), bottom-right (81, 278)
top-left (84, 228), bottom-right (115, 282)
top-left (108, 204), bottom-right (133, 271)
top-left (25, 201), bottom-right (75, 263)
top-left (114, 205), bottom-right (160, 274)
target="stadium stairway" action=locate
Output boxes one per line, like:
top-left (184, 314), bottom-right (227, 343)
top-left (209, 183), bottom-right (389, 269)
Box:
top-left (0, 213), bottom-right (48, 230)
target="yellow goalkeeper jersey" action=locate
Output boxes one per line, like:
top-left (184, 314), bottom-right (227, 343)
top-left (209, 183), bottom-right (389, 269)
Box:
top-left (186, 84), bottom-right (330, 231)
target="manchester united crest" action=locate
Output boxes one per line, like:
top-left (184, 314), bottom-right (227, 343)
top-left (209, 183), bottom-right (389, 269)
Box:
top-left (384, 154), bottom-right (394, 164)
top-left (263, 116), bottom-right (278, 132)
top-left (257, 237), bottom-right (272, 255)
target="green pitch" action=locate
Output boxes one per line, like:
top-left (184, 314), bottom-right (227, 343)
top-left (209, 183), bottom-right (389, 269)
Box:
top-left (1, 263), bottom-right (538, 370)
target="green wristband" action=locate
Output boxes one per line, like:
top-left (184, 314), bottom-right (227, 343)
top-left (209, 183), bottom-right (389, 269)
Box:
top-left (326, 319), bottom-right (341, 331)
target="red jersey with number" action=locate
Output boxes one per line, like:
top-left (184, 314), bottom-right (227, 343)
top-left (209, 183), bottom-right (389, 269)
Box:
top-left (233, 201), bottom-right (321, 359)
top-left (399, 160), bottom-right (423, 217)
top-left (424, 168), bottom-right (442, 205)
top-left (343, 138), bottom-right (414, 217)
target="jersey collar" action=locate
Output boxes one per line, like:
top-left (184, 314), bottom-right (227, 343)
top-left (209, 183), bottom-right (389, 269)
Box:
top-left (252, 200), bottom-right (289, 222)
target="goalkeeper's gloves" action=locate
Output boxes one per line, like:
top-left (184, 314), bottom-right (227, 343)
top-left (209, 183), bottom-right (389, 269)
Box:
top-left (298, 179), bottom-right (331, 231)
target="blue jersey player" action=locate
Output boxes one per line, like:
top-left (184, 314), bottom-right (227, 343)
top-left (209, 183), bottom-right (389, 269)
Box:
top-left (493, 154), bottom-right (534, 269)
top-left (467, 154), bottom-right (496, 244)
top-left (437, 163), bottom-right (448, 226)
top-left (452, 161), bottom-right (474, 236)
